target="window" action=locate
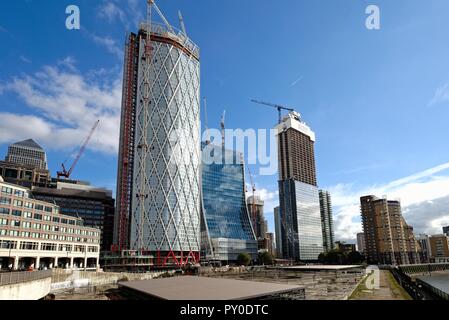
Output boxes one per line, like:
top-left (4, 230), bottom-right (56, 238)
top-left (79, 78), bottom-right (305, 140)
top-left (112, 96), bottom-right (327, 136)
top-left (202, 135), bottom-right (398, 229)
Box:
top-left (52, 226), bottom-right (59, 232)
top-left (9, 230), bottom-right (19, 237)
top-left (61, 218), bottom-right (68, 224)
top-left (23, 211), bottom-right (32, 219)
top-left (10, 220), bottom-right (20, 227)
top-left (13, 200), bottom-right (23, 207)
top-left (22, 221), bottom-right (31, 228)
top-left (34, 214), bottom-right (42, 220)
top-left (41, 234), bottom-right (49, 240)
top-left (0, 208), bottom-right (10, 215)
top-left (32, 223), bottom-right (41, 230)
top-left (42, 224), bottom-right (50, 231)
top-left (53, 217), bottom-right (60, 223)
top-left (14, 189), bottom-right (24, 198)
top-left (1, 187), bottom-right (12, 195)
top-left (68, 220), bottom-right (75, 225)
top-left (44, 206), bottom-right (52, 213)
top-left (20, 241), bottom-right (38, 250)
top-left (24, 202), bottom-right (33, 209)
top-left (43, 215), bottom-right (51, 221)
top-left (0, 197), bottom-right (11, 205)
top-left (20, 231), bottom-right (30, 238)
top-left (35, 204), bottom-right (44, 211)
top-left (41, 243), bottom-right (57, 251)
top-left (12, 210), bottom-right (22, 217)
top-left (0, 218), bottom-right (8, 225)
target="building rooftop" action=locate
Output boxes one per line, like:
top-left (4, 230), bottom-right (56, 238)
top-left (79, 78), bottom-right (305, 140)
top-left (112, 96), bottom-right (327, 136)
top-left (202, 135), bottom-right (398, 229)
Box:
top-left (118, 276), bottom-right (303, 300)
top-left (277, 265), bottom-right (363, 271)
top-left (417, 274), bottom-right (449, 296)
top-left (11, 139), bottom-right (44, 150)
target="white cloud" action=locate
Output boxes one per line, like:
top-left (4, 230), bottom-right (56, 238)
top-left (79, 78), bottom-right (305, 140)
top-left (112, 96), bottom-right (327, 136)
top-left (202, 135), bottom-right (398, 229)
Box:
top-left (429, 82), bottom-right (449, 106)
top-left (0, 60), bottom-right (122, 154)
top-left (88, 33), bottom-right (123, 59)
top-left (19, 55), bottom-right (32, 64)
top-left (328, 163), bottom-right (449, 242)
top-left (98, 0), bottom-right (145, 30)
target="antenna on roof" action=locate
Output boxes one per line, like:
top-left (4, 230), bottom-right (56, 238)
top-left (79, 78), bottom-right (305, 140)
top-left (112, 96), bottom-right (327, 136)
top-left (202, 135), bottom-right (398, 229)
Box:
top-left (178, 10), bottom-right (187, 36)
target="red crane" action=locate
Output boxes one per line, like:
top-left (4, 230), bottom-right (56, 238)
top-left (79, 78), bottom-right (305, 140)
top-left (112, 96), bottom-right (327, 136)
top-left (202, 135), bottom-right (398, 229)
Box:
top-left (57, 120), bottom-right (100, 179)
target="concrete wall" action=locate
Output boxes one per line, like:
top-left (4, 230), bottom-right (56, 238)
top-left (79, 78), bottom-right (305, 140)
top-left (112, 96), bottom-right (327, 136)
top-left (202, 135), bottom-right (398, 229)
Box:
top-left (51, 270), bottom-right (172, 292)
top-left (0, 277), bottom-right (51, 300)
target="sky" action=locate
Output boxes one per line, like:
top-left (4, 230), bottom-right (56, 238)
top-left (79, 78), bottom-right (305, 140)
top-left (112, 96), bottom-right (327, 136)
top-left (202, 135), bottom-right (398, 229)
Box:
top-left (1, 0), bottom-right (449, 243)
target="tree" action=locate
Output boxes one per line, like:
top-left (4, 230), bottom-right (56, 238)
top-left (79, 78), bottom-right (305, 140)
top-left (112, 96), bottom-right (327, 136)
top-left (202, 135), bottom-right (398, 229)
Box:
top-left (347, 251), bottom-right (364, 264)
top-left (258, 252), bottom-right (274, 265)
top-left (237, 253), bottom-right (251, 266)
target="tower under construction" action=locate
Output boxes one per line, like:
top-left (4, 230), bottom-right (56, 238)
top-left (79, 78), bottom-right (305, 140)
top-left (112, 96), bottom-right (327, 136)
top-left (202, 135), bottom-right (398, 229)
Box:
top-left (112, 1), bottom-right (201, 269)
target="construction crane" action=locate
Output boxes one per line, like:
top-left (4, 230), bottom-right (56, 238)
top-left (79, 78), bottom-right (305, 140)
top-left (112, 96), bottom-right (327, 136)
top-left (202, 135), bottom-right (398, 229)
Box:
top-left (220, 110), bottom-right (226, 148)
top-left (250, 99), bottom-right (295, 124)
top-left (203, 97), bottom-right (210, 145)
top-left (246, 165), bottom-right (257, 238)
top-left (57, 120), bottom-right (100, 179)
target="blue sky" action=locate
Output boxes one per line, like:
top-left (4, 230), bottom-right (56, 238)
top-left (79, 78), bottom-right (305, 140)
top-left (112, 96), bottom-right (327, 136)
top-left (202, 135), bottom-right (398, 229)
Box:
top-left (1, 0), bottom-right (449, 242)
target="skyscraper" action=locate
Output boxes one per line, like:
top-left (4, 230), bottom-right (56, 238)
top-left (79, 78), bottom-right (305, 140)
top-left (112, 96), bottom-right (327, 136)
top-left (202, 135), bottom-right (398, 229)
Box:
top-left (356, 232), bottom-right (366, 254)
top-left (319, 190), bottom-right (334, 252)
top-left (360, 195), bottom-right (421, 265)
top-left (274, 206), bottom-right (283, 258)
top-left (5, 139), bottom-right (48, 170)
top-left (443, 226), bottom-right (449, 236)
top-left (276, 112), bottom-right (323, 261)
top-left (114, 3), bottom-right (201, 266)
top-left (201, 144), bottom-right (257, 262)
top-left (247, 195), bottom-right (267, 240)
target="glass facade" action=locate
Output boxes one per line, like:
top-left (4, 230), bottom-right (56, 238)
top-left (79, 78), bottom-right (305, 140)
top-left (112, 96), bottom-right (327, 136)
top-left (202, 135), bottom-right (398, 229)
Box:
top-left (201, 144), bottom-right (257, 262)
top-left (130, 25), bottom-right (201, 253)
top-left (279, 180), bottom-right (323, 261)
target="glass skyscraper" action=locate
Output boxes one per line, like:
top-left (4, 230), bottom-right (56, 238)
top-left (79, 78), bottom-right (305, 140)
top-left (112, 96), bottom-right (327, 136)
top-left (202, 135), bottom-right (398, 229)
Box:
top-left (276, 112), bottom-right (324, 261)
top-left (201, 144), bottom-right (257, 262)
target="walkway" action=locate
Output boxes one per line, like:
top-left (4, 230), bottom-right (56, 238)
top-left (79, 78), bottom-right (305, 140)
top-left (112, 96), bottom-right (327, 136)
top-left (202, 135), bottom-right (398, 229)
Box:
top-left (349, 270), bottom-right (411, 300)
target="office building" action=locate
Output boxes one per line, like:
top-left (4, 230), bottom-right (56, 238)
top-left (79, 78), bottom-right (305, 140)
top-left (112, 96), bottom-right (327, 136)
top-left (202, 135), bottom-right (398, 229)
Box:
top-left (335, 241), bottom-right (356, 254)
top-left (417, 234), bottom-right (432, 263)
top-left (429, 234), bottom-right (449, 261)
top-left (31, 180), bottom-right (115, 253)
top-left (114, 4), bottom-right (201, 266)
top-left (276, 112), bottom-right (323, 261)
top-left (247, 195), bottom-right (268, 240)
top-left (443, 226), bottom-right (449, 236)
top-left (357, 232), bottom-right (366, 254)
top-left (5, 139), bottom-right (48, 170)
top-left (0, 177), bottom-right (100, 271)
top-left (265, 232), bottom-right (275, 256)
top-left (360, 195), bottom-right (421, 265)
top-left (274, 206), bottom-right (283, 258)
top-left (0, 160), bottom-right (50, 189)
top-left (201, 143), bottom-right (257, 263)
top-left (319, 190), bottom-right (334, 252)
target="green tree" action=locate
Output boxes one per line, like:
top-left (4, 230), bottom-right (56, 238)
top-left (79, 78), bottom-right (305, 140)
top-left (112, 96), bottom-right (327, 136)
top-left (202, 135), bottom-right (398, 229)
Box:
top-left (258, 252), bottom-right (274, 265)
top-left (237, 253), bottom-right (251, 266)
top-left (347, 251), bottom-right (364, 264)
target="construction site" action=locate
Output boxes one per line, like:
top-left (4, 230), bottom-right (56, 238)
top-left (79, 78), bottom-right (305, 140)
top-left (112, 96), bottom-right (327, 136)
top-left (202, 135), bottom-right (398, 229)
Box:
top-left (50, 265), bottom-right (365, 300)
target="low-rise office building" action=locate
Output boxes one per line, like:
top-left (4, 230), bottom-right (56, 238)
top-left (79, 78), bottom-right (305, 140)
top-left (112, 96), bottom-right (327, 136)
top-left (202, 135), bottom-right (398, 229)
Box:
top-left (0, 177), bottom-right (100, 270)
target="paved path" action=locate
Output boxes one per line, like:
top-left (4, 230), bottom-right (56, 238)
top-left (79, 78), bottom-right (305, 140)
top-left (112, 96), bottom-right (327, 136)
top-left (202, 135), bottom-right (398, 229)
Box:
top-left (350, 270), bottom-right (411, 300)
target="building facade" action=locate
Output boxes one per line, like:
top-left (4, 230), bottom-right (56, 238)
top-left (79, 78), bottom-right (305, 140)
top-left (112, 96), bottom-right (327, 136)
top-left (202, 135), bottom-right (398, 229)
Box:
top-left (360, 195), bottom-right (421, 265)
top-left (417, 234), bottom-right (432, 263)
top-left (429, 234), bottom-right (449, 260)
top-left (32, 180), bottom-right (115, 253)
top-left (201, 144), bottom-right (257, 263)
top-left (319, 190), bottom-right (334, 252)
top-left (274, 206), bottom-right (283, 258)
top-left (357, 232), bottom-right (366, 254)
top-left (443, 226), bottom-right (449, 236)
top-left (5, 139), bottom-right (48, 171)
top-left (276, 112), bottom-right (323, 261)
top-left (0, 177), bottom-right (100, 271)
top-left (114, 11), bottom-right (202, 266)
top-left (246, 195), bottom-right (267, 240)
top-left (335, 241), bottom-right (356, 254)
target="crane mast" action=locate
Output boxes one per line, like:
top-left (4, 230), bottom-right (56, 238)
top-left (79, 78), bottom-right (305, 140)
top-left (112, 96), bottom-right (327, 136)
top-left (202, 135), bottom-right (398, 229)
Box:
top-left (57, 120), bottom-right (100, 179)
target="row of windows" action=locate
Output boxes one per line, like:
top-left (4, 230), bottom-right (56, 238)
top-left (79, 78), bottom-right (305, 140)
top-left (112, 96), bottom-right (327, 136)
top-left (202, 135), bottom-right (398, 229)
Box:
top-left (0, 207), bottom-right (84, 227)
top-left (0, 219), bottom-right (98, 237)
top-left (0, 229), bottom-right (100, 243)
top-left (0, 239), bottom-right (98, 252)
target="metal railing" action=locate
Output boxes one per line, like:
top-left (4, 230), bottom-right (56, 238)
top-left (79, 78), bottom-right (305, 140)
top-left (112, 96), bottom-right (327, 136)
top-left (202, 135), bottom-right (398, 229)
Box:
top-left (0, 270), bottom-right (52, 286)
